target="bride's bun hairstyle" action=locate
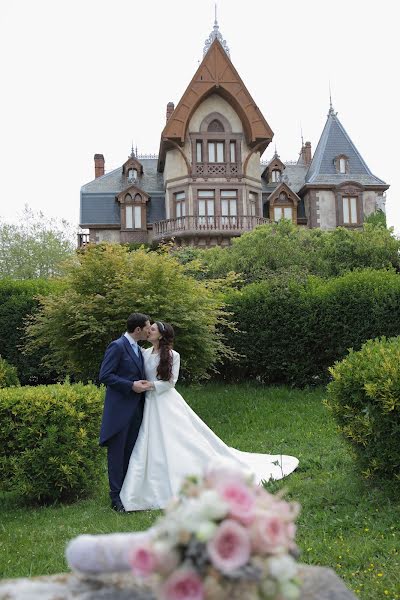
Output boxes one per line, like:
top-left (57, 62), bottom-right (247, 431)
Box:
top-left (156, 322), bottom-right (174, 381)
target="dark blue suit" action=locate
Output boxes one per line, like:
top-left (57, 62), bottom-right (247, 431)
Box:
top-left (99, 335), bottom-right (145, 502)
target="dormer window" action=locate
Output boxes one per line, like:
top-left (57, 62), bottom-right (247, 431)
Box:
top-left (335, 155), bottom-right (349, 174)
top-left (128, 168), bottom-right (138, 180)
top-left (271, 169), bottom-right (281, 183)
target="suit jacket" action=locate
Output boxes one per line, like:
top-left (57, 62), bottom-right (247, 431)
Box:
top-left (99, 335), bottom-right (145, 446)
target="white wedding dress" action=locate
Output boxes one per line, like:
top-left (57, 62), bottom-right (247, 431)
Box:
top-left (120, 348), bottom-right (299, 511)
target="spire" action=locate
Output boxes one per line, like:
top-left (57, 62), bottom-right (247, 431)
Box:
top-left (273, 143), bottom-right (279, 158)
top-left (203, 4), bottom-right (230, 57)
top-left (130, 142), bottom-right (135, 158)
top-left (328, 82), bottom-right (336, 116)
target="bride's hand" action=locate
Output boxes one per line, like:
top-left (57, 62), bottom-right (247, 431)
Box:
top-left (133, 380), bottom-right (151, 393)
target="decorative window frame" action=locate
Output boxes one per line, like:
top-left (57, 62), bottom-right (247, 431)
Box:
top-left (117, 186), bottom-right (149, 231)
top-left (190, 111), bottom-right (243, 178)
top-left (191, 184), bottom-right (244, 218)
top-left (335, 182), bottom-right (363, 227)
top-left (262, 157), bottom-right (285, 183)
top-left (268, 184), bottom-right (299, 224)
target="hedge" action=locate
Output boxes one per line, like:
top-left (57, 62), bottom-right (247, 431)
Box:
top-left (0, 381), bottom-right (104, 504)
top-left (0, 278), bottom-right (63, 384)
top-left (222, 269), bottom-right (400, 386)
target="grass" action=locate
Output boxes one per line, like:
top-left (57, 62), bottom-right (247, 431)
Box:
top-left (1, 383), bottom-right (399, 599)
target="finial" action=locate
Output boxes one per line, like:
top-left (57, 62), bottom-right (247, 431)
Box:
top-left (130, 142), bottom-right (135, 158)
top-left (328, 82), bottom-right (337, 116)
top-left (135, 145), bottom-right (138, 157)
top-left (301, 123), bottom-right (304, 147)
top-left (203, 4), bottom-right (230, 57)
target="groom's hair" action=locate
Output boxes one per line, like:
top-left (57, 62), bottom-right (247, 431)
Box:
top-left (127, 312), bottom-right (150, 332)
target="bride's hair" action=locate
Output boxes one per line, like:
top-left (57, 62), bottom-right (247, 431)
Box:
top-left (156, 321), bottom-right (174, 381)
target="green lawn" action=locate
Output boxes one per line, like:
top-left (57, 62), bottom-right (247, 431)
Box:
top-left (1, 384), bottom-right (399, 599)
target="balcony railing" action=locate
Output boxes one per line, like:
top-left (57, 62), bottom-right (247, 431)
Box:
top-left (192, 163), bottom-right (241, 177)
top-left (153, 215), bottom-right (269, 240)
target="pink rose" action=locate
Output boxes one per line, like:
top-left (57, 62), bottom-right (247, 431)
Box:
top-left (207, 519), bottom-right (251, 573)
top-left (129, 542), bottom-right (158, 578)
top-left (251, 511), bottom-right (289, 554)
top-left (159, 568), bottom-right (204, 600)
top-left (217, 480), bottom-right (256, 525)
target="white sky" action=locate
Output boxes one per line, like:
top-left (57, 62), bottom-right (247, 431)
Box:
top-left (1, 0), bottom-right (399, 233)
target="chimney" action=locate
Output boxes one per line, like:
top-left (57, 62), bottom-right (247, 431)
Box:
top-left (94, 154), bottom-right (105, 178)
top-left (304, 142), bottom-right (312, 166)
top-left (166, 102), bottom-right (174, 123)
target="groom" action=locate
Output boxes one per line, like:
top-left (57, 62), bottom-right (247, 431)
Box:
top-left (99, 312), bottom-right (151, 512)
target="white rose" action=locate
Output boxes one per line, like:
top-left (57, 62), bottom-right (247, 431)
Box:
top-left (268, 555), bottom-right (298, 582)
top-left (195, 521), bottom-right (218, 542)
top-left (198, 489), bottom-right (228, 520)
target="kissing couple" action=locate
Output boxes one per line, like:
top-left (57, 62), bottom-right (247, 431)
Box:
top-left (99, 313), bottom-right (298, 512)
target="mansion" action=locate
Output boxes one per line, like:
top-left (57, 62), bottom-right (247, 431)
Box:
top-left (79, 20), bottom-right (388, 248)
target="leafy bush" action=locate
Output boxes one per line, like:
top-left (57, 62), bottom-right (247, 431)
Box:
top-left (222, 269), bottom-right (400, 386)
top-left (26, 244), bottom-right (234, 382)
top-left (0, 356), bottom-right (20, 388)
top-left (180, 221), bottom-right (400, 283)
top-left (0, 381), bottom-right (104, 504)
top-left (0, 278), bottom-right (64, 384)
top-left (325, 336), bottom-right (400, 480)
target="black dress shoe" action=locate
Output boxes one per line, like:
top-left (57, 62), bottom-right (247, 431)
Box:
top-left (111, 500), bottom-right (126, 512)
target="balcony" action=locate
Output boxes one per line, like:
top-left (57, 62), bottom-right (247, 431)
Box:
top-left (152, 215), bottom-right (269, 243)
top-left (192, 163), bottom-right (240, 178)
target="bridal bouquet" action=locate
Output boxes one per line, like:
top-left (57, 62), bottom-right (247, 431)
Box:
top-left (128, 467), bottom-right (301, 600)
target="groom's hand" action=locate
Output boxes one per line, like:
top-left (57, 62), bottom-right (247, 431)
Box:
top-left (132, 380), bottom-right (152, 393)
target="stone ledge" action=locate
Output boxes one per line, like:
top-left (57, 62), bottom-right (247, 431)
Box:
top-left (0, 565), bottom-right (358, 599)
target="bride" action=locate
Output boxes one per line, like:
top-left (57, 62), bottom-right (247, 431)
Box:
top-left (120, 322), bottom-right (298, 511)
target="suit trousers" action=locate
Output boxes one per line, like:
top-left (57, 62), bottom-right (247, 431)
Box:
top-left (106, 398), bottom-right (144, 501)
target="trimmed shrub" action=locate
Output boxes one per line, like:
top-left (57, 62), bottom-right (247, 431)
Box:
top-left (0, 356), bottom-right (20, 388)
top-left (25, 244), bottom-right (234, 382)
top-left (223, 269), bottom-right (400, 386)
top-left (0, 278), bottom-right (63, 384)
top-left (325, 336), bottom-right (400, 480)
top-left (0, 381), bottom-right (104, 504)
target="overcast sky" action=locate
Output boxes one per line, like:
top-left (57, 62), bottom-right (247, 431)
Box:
top-left (1, 0), bottom-right (398, 233)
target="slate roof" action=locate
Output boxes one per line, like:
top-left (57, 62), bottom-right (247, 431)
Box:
top-left (261, 163), bottom-right (308, 194)
top-left (80, 159), bottom-right (166, 226)
top-left (305, 109), bottom-right (386, 186)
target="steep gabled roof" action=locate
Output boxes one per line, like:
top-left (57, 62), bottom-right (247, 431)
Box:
top-left (158, 38), bottom-right (273, 169)
top-left (305, 108), bottom-right (387, 187)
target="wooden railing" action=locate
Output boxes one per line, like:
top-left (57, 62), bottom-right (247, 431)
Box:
top-left (152, 215), bottom-right (269, 239)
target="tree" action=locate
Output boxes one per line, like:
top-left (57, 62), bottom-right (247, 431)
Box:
top-left (181, 220), bottom-right (400, 283)
top-left (25, 244), bottom-right (235, 382)
top-left (0, 205), bottom-right (75, 279)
